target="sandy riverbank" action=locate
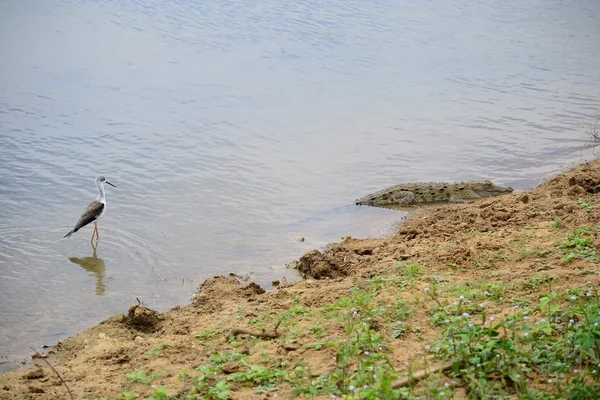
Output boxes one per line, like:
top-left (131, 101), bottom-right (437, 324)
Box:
top-left (2, 159), bottom-right (600, 399)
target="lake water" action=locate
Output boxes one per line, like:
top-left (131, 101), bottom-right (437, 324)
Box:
top-left (1, 0), bottom-right (599, 371)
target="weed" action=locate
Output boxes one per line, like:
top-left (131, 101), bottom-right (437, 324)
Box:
top-left (549, 219), bottom-right (563, 230)
top-left (233, 307), bottom-right (245, 320)
top-left (227, 365), bottom-right (287, 393)
top-left (522, 273), bottom-right (555, 290)
top-left (309, 340), bottom-right (338, 350)
top-left (196, 330), bottom-right (218, 341)
top-left (578, 200), bottom-right (595, 212)
top-left (430, 275), bottom-right (449, 284)
top-left (561, 227), bottom-right (599, 263)
top-left (390, 320), bottom-right (419, 339)
top-left (147, 344), bottom-right (171, 359)
top-left (146, 386), bottom-right (168, 400)
top-left (368, 275), bottom-right (403, 291)
top-left (285, 306), bottom-right (310, 317)
top-left (124, 369), bottom-right (156, 385)
top-left (428, 284), bottom-right (600, 398)
top-left (207, 380), bottom-right (230, 400)
top-left (209, 350), bottom-right (246, 366)
top-left (308, 326), bottom-right (325, 338)
top-left (393, 300), bottom-right (414, 321)
top-left (396, 261), bottom-right (424, 281)
top-left (119, 393), bottom-right (139, 400)
top-left (450, 281), bottom-right (508, 301)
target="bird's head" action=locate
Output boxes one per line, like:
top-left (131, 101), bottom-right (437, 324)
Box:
top-left (96, 175), bottom-right (116, 188)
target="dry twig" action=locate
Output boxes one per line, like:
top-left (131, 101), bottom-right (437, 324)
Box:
top-left (29, 347), bottom-right (74, 400)
top-left (585, 114), bottom-right (600, 142)
top-left (391, 358), bottom-right (459, 389)
top-left (227, 315), bottom-right (285, 340)
top-left (580, 113), bottom-right (600, 153)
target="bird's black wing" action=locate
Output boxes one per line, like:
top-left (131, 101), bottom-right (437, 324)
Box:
top-left (72, 201), bottom-right (104, 233)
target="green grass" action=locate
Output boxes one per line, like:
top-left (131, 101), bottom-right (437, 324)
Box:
top-left (549, 219), bottom-right (564, 230)
top-left (427, 283), bottom-right (600, 398)
top-left (118, 224), bottom-right (600, 399)
top-left (395, 261), bottom-right (424, 281)
top-left (196, 330), bottom-right (218, 341)
top-left (124, 369), bottom-right (157, 385)
top-left (561, 227), bottom-right (599, 264)
top-left (577, 200), bottom-right (595, 213)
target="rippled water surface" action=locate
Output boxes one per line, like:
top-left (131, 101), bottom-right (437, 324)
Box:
top-left (1, 0), bottom-right (599, 370)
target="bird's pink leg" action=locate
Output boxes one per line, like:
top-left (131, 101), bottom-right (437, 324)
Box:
top-left (90, 223), bottom-right (98, 243)
top-left (95, 224), bottom-right (100, 241)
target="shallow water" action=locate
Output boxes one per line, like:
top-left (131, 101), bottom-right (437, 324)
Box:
top-left (1, 0), bottom-right (599, 371)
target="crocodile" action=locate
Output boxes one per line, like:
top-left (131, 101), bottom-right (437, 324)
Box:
top-left (356, 180), bottom-right (513, 207)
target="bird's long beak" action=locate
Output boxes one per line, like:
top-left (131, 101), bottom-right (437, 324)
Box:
top-left (106, 181), bottom-right (116, 188)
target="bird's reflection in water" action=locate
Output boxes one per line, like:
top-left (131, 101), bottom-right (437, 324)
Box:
top-left (69, 241), bottom-right (107, 296)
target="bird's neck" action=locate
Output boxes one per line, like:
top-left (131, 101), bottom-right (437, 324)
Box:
top-left (96, 183), bottom-right (106, 202)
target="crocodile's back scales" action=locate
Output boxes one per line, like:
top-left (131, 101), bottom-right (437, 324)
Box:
top-left (356, 180), bottom-right (513, 207)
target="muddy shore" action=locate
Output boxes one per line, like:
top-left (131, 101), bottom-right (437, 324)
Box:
top-left (2, 159), bottom-right (600, 399)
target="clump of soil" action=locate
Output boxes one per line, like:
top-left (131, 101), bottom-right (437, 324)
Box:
top-left (124, 305), bottom-right (162, 333)
top-left (1, 159), bottom-right (600, 399)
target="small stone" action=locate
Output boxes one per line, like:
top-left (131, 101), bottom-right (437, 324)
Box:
top-left (272, 280), bottom-right (281, 286)
top-left (283, 343), bottom-right (301, 351)
top-left (134, 336), bottom-right (145, 343)
top-left (519, 194), bottom-right (529, 203)
top-left (568, 185), bottom-right (586, 195)
top-left (298, 237), bottom-right (305, 242)
top-left (221, 362), bottom-right (241, 374)
top-left (23, 368), bottom-right (44, 380)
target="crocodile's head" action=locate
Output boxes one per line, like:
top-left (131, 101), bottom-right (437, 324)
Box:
top-left (476, 180), bottom-right (514, 196)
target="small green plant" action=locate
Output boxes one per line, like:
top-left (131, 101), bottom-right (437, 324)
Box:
top-left (147, 348), bottom-right (161, 359)
top-left (390, 321), bottom-right (412, 339)
top-left (147, 344), bottom-right (170, 359)
top-left (522, 273), bottom-right (554, 290)
top-left (368, 275), bottom-right (403, 290)
top-left (394, 300), bottom-right (413, 321)
top-left (578, 200), bottom-right (595, 212)
top-left (450, 281), bottom-right (508, 301)
top-left (125, 369), bottom-right (156, 385)
top-left (209, 350), bottom-right (246, 366)
top-left (549, 219), bottom-right (563, 230)
top-left (207, 380), bottom-right (230, 400)
top-left (227, 365), bottom-right (287, 393)
top-left (431, 275), bottom-right (448, 283)
top-left (308, 326), bottom-right (325, 338)
top-left (196, 330), bottom-right (218, 341)
top-left (285, 306), bottom-right (310, 317)
top-left (396, 261), bottom-right (424, 281)
top-left (561, 227), bottom-right (599, 263)
top-left (119, 393), bottom-right (139, 400)
top-left (429, 284), bottom-right (600, 398)
top-left (147, 386), bottom-right (168, 400)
